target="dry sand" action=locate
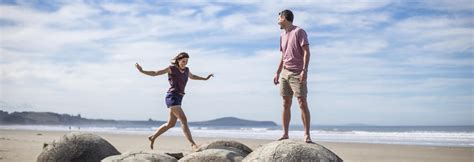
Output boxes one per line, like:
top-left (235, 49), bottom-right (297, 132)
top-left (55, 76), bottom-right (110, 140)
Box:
top-left (0, 129), bottom-right (472, 162)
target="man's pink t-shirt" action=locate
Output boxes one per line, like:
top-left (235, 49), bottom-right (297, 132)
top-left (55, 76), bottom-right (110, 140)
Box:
top-left (280, 26), bottom-right (309, 72)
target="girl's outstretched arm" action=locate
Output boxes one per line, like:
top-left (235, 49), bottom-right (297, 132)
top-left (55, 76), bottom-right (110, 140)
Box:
top-left (135, 63), bottom-right (170, 76)
top-left (189, 71), bottom-right (213, 80)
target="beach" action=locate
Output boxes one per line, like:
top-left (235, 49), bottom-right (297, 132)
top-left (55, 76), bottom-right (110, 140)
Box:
top-left (0, 129), bottom-right (472, 162)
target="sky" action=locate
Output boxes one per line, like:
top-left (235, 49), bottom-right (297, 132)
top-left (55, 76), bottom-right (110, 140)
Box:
top-left (0, 0), bottom-right (473, 126)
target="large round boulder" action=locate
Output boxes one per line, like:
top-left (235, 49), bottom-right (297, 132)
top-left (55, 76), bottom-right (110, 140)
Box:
top-left (179, 149), bottom-right (246, 162)
top-left (195, 140), bottom-right (252, 155)
top-left (243, 139), bottom-right (342, 162)
top-left (102, 151), bottom-right (177, 162)
top-left (37, 132), bottom-right (120, 162)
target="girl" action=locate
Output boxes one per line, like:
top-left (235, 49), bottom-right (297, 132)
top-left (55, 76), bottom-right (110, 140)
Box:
top-left (135, 52), bottom-right (213, 150)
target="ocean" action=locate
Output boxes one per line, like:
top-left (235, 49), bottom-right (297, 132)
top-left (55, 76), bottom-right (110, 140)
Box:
top-left (1, 125), bottom-right (472, 147)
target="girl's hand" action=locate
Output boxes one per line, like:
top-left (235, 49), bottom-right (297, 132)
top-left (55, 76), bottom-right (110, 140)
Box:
top-left (206, 74), bottom-right (214, 80)
top-left (135, 63), bottom-right (143, 72)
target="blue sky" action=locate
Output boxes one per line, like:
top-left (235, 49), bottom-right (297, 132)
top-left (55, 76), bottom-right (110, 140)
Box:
top-left (0, 0), bottom-right (473, 125)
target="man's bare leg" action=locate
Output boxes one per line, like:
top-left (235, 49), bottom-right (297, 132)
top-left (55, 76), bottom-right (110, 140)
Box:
top-left (148, 110), bottom-right (177, 149)
top-left (170, 106), bottom-right (199, 151)
top-left (298, 96), bottom-right (312, 143)
top-left (279, 96), bottom-right (292, 141)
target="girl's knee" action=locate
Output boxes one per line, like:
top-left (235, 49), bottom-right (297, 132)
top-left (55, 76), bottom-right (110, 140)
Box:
top-left (166, 122), bottom-right (176, 128)
top-left (179, 117), bottom-right (188, 124)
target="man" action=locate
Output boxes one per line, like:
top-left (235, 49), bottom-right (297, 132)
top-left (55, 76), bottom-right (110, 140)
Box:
top-left (273, 9), bottom-right (312, 143)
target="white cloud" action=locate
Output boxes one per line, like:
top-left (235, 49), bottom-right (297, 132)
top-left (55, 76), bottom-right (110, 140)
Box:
top-left (173, 8), bottom-right (198, 17)
top-left (311, 0), bottom-right (392, 13)
top-left (221, 14), bottom-right (248, 30)
top-left (314, 39), bottom-right (388, 56)
top-left (252, 0), bottom-right (393, 14)
top-left (420, 0), bottom-right (474, 12)
top-left (385, 16), bottom-right (474, 56)
top-left (202, 5), bottom-right (225, 17)
top-left (390, 16), bottom-right (472, 38)
top-left (100, 2), bottom-right (145, 14)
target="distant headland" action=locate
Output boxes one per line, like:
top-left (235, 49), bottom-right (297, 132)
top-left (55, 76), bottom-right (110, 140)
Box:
top-left (0, 110), bottom-right (277, 127)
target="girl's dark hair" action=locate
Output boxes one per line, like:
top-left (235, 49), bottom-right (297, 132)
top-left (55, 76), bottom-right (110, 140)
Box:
top-left (171, 52), bottom-right (189, 66)
top-left (279, 9), bottom-right (294, 22)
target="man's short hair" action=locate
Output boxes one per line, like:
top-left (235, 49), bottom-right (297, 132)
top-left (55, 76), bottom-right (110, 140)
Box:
top-left (279, 9), bottom-right (294, 22)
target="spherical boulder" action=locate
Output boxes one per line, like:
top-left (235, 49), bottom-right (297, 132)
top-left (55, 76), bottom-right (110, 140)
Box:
top-left (102, 151), bottom-right (177, 162)
top-left (243, 139), bottom-right (342, 162)
top-left (37, 132), bottom-right (120, 162)
top-left (195, 140), bottom-right (252, 155)
top-left (179, 149), bottom-right (246, 162)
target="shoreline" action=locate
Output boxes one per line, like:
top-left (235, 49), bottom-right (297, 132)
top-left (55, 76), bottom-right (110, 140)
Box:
top-left (1, 124), bottom-right (471, 148)
top-left (1, 129), bottom-right (473, 162)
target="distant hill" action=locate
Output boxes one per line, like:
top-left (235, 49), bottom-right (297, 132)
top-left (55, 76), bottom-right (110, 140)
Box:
top-left (0, 110), bottom-right (277, 127)
top-left (0, 110), bottom-right (164, 126)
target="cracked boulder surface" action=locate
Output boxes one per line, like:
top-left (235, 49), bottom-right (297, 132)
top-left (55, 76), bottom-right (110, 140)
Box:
top-left (195, 140), bottom-right (253, 155)
top-left (179, 140), bottom-right (252, 162)
top-left (37, 132), bottom-right (120, 162)
top-left (102, 151), bottom-right (178, 162)
top-left (179, 149), bottom-right (246, 162)
top-left (243, 139), bottom-right (343, 162)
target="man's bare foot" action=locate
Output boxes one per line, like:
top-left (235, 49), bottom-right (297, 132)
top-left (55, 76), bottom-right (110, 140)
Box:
top-left (148, 135), bottom-right (155, 150)
top-left (277, 135), bottom-right (289, 141)
top-left (191, 144), bottom-right (199, 152)
top-left (304, 135), bottom-right (313, 143)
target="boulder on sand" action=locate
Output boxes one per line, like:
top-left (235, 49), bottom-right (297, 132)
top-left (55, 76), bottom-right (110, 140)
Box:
top-left (243, 139), bottom-right (343, 162)
top-left (195, 140), bottom-right (253, 155)
top-left (37, 132), bottom-right (120, 162)
top-left (102, 151), bottom-right (177, 162)
top-left (179, 149), bottom-right (245, 162)
top-left (179, 140), bottom-right (252, 162)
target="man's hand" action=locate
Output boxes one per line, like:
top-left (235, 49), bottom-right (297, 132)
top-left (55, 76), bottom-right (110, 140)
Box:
top-left (135, 63), bottom-right (143, 72)
top-left (274, 74), bottom-right (280, 85)
top-left (206, 74), bottom-right (214, 80)
top-left (299, 70), bottom-right (307, 83)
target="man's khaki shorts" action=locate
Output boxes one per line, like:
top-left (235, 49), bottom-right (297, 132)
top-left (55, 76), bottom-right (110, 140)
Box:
top-left (279, 68), bottom-right (308, 97)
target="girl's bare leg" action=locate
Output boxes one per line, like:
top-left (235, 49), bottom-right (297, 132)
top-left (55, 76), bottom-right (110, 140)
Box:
top-left (170, 106), bottom-right (198, 150)
top-left (148, 110), bottom-right (177, 149)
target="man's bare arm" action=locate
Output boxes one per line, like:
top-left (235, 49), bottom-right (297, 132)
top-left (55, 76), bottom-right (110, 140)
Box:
top-left (302, 45), bottom-right (310, 72)
top-left (274, 53), bottom-right (284, 85)
top-left (276, 53), bottom-right (284, 75)
top-left (299, 45), bottom-right (310, 83)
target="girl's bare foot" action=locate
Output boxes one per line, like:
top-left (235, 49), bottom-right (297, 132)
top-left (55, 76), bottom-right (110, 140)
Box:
top-left (148, 135), bottom-right (155, 149)
top-left (191, 144), bottom-right (199, 152)
top-left (304, 135), bottom-right (313, 143)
